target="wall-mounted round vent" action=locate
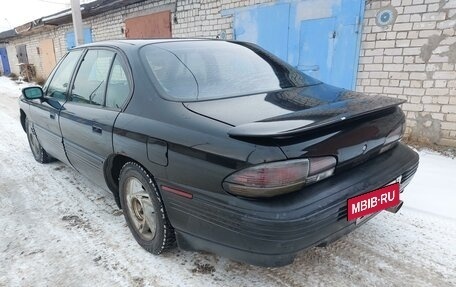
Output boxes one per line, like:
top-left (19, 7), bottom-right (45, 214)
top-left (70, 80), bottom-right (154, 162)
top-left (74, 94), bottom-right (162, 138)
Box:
top-left (376, 6), bottom-right (397, 27)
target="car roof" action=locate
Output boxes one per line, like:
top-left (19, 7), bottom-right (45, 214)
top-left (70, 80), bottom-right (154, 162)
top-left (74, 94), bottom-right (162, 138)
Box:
top-left (76, 38), bottom-right (217, 50)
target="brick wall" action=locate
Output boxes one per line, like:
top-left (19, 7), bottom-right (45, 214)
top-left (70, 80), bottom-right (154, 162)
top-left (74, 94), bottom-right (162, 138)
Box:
top-left (357, 0), bottom-right (456, 146)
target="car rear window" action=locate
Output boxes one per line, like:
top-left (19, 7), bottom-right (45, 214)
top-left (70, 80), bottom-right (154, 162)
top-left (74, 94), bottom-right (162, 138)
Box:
top-left (140, 41), bottom-right (319, 101)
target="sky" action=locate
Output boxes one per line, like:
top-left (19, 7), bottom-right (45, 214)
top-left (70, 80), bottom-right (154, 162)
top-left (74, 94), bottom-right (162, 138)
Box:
top-left (0, 0), bottom-right (94, 33)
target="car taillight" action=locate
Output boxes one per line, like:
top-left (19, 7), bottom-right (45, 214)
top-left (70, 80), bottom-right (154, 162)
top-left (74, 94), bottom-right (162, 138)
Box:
top-left (306, 157), bottom-right (337, 184)
top-left (223, 157), bottom-right (337, 198)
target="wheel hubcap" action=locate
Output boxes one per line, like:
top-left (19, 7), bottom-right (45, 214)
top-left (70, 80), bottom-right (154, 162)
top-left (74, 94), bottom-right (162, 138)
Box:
top-left (125, 177), bottom-right (156, 240)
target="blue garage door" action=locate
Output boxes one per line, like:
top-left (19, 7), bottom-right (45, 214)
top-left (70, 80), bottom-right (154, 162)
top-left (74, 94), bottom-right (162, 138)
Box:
top-left (0, 47), bottom-right (11, 75)
top-left (234, 3), bottom-right (290, 61)
top-left (296, 17), bottom-right (337, 82)
top-left (66, 28), bottom-right (93, 50)
top-left (234, 0), bottom-right (364, 90)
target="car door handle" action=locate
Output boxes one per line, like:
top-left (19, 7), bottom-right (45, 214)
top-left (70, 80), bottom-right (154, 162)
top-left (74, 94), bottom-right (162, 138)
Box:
top-left (92, 125), bottom-right (102, 134)
top-left (50, 113), bottom-right (56, 119)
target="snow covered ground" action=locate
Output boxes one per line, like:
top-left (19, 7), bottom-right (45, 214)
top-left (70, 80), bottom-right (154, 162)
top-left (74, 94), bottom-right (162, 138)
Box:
top-left (0, 76), bottom-right (455, 287)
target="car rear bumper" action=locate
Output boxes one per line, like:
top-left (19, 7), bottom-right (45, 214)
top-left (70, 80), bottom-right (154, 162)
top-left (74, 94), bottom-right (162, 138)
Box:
top-left (159, 143), bottom-right (419, 267)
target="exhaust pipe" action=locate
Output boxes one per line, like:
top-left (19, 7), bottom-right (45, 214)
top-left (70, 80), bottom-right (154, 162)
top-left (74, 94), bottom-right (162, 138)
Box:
top-left (386, 200), bottom-right (403, 214)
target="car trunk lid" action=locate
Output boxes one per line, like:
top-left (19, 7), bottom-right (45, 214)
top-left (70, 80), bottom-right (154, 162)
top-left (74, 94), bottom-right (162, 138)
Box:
top-left (183, 84), bottom-right (405, 167)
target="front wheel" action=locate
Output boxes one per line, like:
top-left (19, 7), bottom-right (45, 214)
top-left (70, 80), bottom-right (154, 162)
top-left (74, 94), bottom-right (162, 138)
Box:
top-left (25, 118), bottom-right (53, 163)
top-left (119, 162), bottom-right (176, 254)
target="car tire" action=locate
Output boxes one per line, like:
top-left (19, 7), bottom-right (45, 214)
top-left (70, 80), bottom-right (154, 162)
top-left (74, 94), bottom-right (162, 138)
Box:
top-left (119, 162), bottom-right (176, 254)
top-left (25, 118), bottom-right (53, 164)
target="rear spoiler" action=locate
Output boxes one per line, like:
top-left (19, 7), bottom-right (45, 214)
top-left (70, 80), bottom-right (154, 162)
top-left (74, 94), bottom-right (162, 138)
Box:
top-left (228, 97), bottom-right (405, 139)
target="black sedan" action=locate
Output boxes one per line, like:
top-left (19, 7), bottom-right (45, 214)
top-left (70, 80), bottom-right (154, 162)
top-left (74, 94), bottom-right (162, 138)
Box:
top-left (19, 39), bottom-right (419, 267)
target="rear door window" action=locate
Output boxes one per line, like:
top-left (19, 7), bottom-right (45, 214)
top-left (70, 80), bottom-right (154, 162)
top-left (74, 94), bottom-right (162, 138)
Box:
top-left (71, 49), bottom-right (115, 105)
top-left (105, 55), bottom-right (131, 109)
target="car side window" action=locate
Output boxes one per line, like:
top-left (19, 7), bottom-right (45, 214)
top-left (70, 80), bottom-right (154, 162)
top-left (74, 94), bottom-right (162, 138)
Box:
top-left (71, 49), bottom-right (115, 106)
top-left (45, 50), bottom-right (83, 100)
top-left (105, 55), bottom-right (131, 109)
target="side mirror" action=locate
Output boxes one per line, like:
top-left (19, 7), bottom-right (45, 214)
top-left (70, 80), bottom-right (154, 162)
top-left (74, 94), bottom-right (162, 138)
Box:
top-left (22, 86), bottom-right (44, 100)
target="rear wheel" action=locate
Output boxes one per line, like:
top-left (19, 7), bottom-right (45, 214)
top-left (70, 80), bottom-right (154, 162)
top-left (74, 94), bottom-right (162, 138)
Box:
top-left (25, 118), bottom-right (53, 163)
top-left (119, 162), bottom-right (175, 254)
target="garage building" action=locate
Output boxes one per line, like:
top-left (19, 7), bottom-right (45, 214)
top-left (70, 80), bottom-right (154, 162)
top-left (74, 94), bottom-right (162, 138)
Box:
top-left (0, 0), bottom-right (455, 147)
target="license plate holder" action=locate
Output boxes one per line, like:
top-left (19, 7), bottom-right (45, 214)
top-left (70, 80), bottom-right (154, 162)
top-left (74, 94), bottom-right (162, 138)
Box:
top-left (348, 180), bottom-right (401, 221)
